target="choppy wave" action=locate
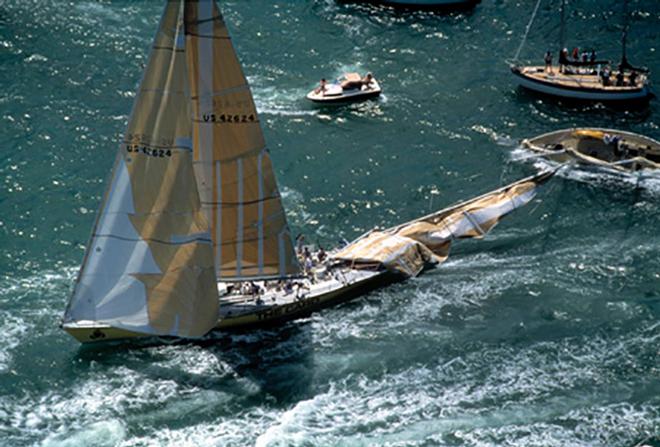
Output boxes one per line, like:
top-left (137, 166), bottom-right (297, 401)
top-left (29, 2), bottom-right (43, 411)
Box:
top-left (2, 0), bottom-right (660, 445)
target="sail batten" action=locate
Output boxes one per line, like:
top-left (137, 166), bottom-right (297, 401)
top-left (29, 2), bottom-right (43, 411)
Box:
top-left (184, 0), bottom-right (300, 281)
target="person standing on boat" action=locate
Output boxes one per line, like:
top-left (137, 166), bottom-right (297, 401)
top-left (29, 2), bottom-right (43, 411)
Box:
top-left (571, 47), bottom-right (579, 61)
top-left (559, 48), bottom-right (569, 73)
top-left (544, 51), bottom-right (553, 73)
top-left (616, 70), bottom-right (625, 86)
top-left (317, 247), bottom-right (327, 264)
top-left (295, 234), bottom-right (305, 256)
top-left (601, 65), bottom-right (611, 86)
top-left (629, 70), bottom-right (638, 86)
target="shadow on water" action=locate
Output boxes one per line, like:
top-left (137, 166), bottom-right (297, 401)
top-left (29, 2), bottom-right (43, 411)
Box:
top-left (72, 321), bottom-right (316, 408)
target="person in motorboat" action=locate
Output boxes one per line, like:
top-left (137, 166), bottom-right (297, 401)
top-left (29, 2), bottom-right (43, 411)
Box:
top-left (340, 72), bottom-right (374, 91)
top-left (361, 72), bottom-right (374, 88)
top-left (314, 78), bottom-right (327, 96)
top-left (589, 49), bottom-right (597, 63)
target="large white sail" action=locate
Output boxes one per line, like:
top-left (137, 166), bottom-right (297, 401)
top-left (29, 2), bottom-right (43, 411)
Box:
top-left (63, 1), bottom-right (218, 338)
top-left (184, 0), bottom-right (300, 281)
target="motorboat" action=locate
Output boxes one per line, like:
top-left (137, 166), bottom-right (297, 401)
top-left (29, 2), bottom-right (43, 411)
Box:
top-left (306, 72), bottom-right (381, 104)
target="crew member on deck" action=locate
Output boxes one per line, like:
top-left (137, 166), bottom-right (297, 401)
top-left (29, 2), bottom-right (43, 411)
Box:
top-left (295, 234), bottom-right (305, 255)
top-left (317, 247), bottom-right (327, 263)
top-left (629, 70), bottom-right (638, 86)
top-left (601, 65), bottom-right (611, 86)
top-left (544, 51), bottom-right (553, 73)
top-left (571, 47), bottom-right (579, 61)
top-left (616, 70), bottom-right (625, 86)
top-left (559, 48), bottom-right (569, 73)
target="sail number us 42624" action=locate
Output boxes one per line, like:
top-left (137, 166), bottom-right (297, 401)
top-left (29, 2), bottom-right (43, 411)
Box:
top-left (125, 144), bottom-right (172, 158)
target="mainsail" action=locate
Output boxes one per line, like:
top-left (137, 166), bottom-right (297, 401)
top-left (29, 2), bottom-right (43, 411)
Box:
top-left (184, 0), bottom-right (300, 281)
top-left (333, 171), bottom-right (553, 277)
top-left (63, 1), bottom-right (218, 337)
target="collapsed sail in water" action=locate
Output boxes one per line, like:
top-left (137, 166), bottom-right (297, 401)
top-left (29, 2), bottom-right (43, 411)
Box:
top-left (333, 171), bottom-right (553, 277)
top-left (63, 1), bottom-right (218, 338)
top-left (184, 0), bottom-right (300, 281)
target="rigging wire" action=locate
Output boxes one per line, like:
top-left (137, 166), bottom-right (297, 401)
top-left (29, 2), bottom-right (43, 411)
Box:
top-left (512, 0), bottom-right (544, 63)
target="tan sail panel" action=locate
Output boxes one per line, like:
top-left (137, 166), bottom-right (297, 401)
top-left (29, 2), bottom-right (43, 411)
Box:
top-left (333, 171), bottom-right (553, 277)
top-left (64, 0), bottom-right (218, 338)
top-left (184, 0), bottom-right (300, 280)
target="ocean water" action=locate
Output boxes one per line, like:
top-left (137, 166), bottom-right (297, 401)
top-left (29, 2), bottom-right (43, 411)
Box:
top-left (1, 0), bottom-right (660, 445)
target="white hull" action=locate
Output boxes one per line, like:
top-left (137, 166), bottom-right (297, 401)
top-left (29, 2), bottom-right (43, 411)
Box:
top-left (512, 70), bottom-right (651, 101)
top-left (306, 80), bottom-right (381, 103)
top-left (62, 267), bottom-right (395, 342)
top-left (520, 127), bottom-right (660, 173)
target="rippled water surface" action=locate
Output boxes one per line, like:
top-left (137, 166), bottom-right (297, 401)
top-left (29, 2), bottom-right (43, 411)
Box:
top-left (1, 0), bottom-right (660, 445)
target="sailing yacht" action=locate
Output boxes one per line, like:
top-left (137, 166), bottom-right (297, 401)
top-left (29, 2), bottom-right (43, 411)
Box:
top-left (510, 0), bottom-right (651, 102)
top-left (61, 0), bottom-right (553, 343)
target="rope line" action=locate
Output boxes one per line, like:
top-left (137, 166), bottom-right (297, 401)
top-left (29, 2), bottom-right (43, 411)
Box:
top-left (513, 0), bottom-right (544, 63)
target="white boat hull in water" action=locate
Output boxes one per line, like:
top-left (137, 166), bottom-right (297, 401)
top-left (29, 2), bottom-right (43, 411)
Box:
top-left (306, 80), bottom-right (381, 103)
top-left (62, 268), bottom-right (395, 343)
top-left (521, 128), bottom-right (660, 173)
top-left (511, 66), bottom-right (651, 102)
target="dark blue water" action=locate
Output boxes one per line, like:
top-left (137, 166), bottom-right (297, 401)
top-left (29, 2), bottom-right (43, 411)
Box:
top-left (1, 0), bottom-right (659, 445)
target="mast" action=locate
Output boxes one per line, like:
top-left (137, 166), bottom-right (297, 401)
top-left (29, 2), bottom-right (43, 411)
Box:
top-left (621, 0), bottom-right (629, 68)
top-left (559, 0), bottom-right (566, 51)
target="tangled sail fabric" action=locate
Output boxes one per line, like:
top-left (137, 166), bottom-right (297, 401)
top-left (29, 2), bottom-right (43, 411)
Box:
top-left (333, 171), bottom-right (553, 277)
top-left (63, 1), bottom-right (218, 338)
top-left (184, 0), bottom-right (300, 281)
